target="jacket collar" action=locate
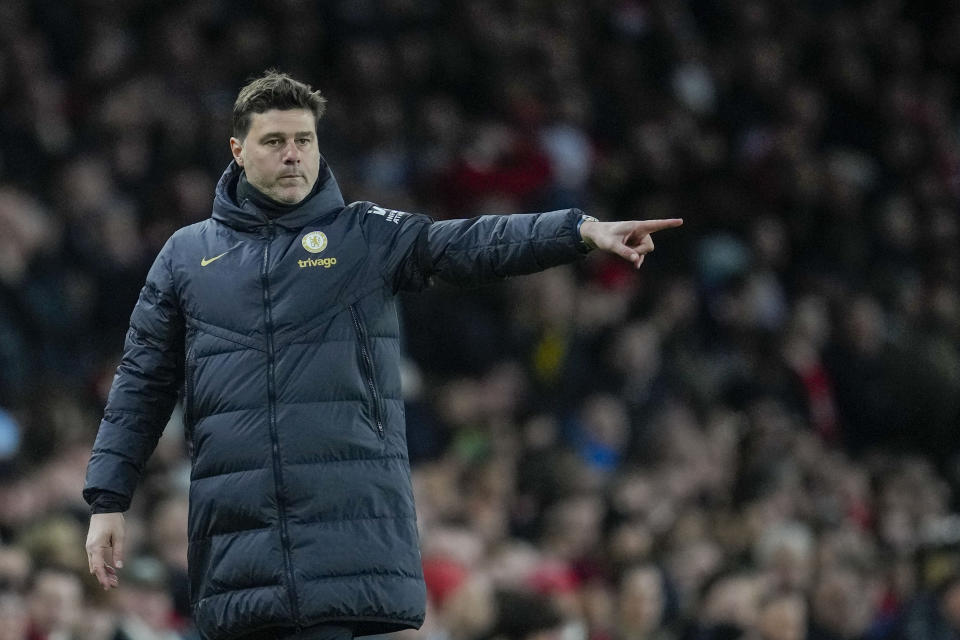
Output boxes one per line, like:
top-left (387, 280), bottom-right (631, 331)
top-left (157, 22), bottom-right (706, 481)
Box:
top-left (211, 157), bottom-right (346, 232)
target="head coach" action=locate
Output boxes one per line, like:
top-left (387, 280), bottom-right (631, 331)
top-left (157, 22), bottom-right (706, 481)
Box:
top-left (82, 70), bottom-right (682, 640)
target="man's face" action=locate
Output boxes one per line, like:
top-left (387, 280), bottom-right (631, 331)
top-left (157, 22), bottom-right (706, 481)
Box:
top-left (230, 108), bottom-right (320, 204)
top-left (27, 572), bottom-right (82, 634)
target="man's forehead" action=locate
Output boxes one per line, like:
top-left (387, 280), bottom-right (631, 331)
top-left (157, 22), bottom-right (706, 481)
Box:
top-left (248, 108), bottom-right (316, 134)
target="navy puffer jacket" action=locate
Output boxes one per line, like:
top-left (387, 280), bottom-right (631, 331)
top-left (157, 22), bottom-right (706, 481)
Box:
top-left (83, 160), bottom-right (588, 639)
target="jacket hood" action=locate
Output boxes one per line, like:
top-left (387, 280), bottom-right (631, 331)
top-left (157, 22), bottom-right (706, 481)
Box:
top-left (211, 157), bottom-right (346, 231)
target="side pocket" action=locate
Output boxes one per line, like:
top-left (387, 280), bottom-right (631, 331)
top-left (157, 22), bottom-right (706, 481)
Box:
top-left (348, 304), bottom-right (385, 439)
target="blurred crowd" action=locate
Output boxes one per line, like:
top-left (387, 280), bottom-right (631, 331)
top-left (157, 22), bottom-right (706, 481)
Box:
top-left (2, 0), bottom-right (960, 639)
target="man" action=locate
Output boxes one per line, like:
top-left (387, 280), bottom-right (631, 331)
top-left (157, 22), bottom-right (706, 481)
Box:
top-left (83, 70), bottom-right (681, 640)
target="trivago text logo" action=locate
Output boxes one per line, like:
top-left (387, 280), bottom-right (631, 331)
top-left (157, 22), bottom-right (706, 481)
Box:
top-left (298, 257), bottom-right (338, 269)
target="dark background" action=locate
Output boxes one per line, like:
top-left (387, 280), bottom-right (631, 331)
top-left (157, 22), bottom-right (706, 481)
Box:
top-left (0, 1), bottom-right (959, 639)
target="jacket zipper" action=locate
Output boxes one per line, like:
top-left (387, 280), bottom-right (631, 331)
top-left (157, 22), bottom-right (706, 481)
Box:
top-left (349, 304), bottom-right (385, 439)
top-left (261, 221), bottom-right (302, 629)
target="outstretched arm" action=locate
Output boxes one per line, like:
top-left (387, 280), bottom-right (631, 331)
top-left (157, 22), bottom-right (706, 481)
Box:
top-left (419, 210), bottom-right (682, 287)
top-left (360, 204), bottom-right (683, 291)
top-left (420, 209), bottom-right (587, 287)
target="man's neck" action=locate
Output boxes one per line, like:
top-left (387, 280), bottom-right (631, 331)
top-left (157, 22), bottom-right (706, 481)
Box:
top-left (237, 172), bottom-right (314, 217)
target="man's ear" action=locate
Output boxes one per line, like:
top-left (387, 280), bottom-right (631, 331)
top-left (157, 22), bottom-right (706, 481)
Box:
top-left (229, 137), bottom-right (244, 167)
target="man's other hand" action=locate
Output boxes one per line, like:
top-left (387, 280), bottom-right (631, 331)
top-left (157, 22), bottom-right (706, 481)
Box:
top-left (580, 218), bottom-right (683, 268)
top-left (85, 512), bottom-right (125, 590)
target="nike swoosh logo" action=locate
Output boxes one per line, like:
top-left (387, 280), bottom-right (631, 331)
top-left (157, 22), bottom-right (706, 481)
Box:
top-left (200, 244), bottom-right (241, 266)
top-left (201, 252), bottom-right (229, 266)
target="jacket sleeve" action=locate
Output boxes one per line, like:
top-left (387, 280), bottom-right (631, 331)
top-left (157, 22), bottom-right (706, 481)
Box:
top-left (360, 204), bottom-right (589, 292)
top-left (83, 238), bottom-right (185, 513)
top-left (419, 208), bottom-right (589, 287)
top-left (357, 203), bottom-right (434, 292)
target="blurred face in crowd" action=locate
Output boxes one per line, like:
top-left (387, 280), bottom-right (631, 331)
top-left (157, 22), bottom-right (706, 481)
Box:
top-left (27, 570), bottom-right (82, 636)
top-left (544, 497), bottom-right (604, 559)
top-left (0, 591), bottom-right (27, 640)
top-left (118, 586), bottom-right (174, 631)
top-left (940, 580), bottom-right (960, 630)
top-left (618, 565), bottom-right (666, 634)
top-left (0, 547), bottom-right (31, 588)
top-left (757, 594), bottom-right (807, 640)
top-left (812, 569), bottom-right (875, 638)
top-left (150, 497), bottom-right (189, 571)
top-left (230, 108), bottom-right (321, 204)
top-left (701, 574), bottom-right (761, 631)
top-left (439, 576), bottom-right (495, 639)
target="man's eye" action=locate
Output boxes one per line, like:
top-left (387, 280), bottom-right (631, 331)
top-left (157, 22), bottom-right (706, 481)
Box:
top-left (297, 138), bottom-right (311, 145)
top-left (266, 140), bottom-right (281, 146)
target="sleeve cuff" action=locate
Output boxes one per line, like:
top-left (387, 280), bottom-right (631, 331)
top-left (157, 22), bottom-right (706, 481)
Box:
top-left (86, 490), bottom-right (130, 514)
top-left (576, 213), bottom-right (599, 252)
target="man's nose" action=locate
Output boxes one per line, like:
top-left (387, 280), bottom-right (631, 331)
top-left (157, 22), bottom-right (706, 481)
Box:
top-left (282, 141), bottom-right (300, 163)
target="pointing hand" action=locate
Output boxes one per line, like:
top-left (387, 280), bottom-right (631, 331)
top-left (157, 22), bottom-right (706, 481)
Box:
top-left (579, 218), bottom-right (684, 269)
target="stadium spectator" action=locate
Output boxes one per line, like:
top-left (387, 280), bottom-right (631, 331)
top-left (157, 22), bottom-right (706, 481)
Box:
top-left (25, 568), bottom-right (83, 640)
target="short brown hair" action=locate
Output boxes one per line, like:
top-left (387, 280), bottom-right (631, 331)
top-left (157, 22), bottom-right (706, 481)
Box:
top-left (232, 70), bottom-right (327, 139)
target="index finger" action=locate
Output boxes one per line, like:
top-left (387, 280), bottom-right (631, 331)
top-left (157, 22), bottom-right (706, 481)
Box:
top-left (636, 218), bottom-right (683, 233)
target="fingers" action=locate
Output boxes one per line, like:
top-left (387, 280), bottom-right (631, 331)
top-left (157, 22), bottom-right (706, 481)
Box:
top-left (102, 542), bottom-right (120, 590)
top-left (634, 218), bottom-right (683, 234)
top-left (598, 217), bottom-right (680, 268)
top-left (113, 531), bottom-right (125, 569)
top-left (87, 534), bottom-right (122, 590)
top-left (88, 545), bottom-right (111, 590)
top-left (105, 564), bottom-right (119, 589)
top-left (86, 513), bottom-right (126, 590)
top-left (610, 242), bottom-right (642, 267)
top-left (615, 234), bottom-right (655, 269)
top-left (633, 235), bottom-right (654, 254)
top-left (93, 554), bottom-right (120, 590)
top-left (623, 233), bottom-right (654, 254)
top-left (614, 243), bottom-right (648, 269)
